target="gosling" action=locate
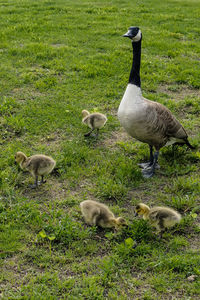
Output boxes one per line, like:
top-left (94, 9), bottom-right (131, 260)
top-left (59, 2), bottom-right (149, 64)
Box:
top-left (82, 110), bottom-right (107, 137)
top-left (135, 203), bottom-right (181, 237)
top-left (15, 151), bottom-right (56, 188)
top-left (80, 200), bottom-right (127, 230)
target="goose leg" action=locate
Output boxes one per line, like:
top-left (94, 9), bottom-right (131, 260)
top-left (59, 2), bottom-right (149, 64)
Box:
top-left (138, 145), bottom-right (154, 169)
top-left (142, 151), bottom-right (159, 178)
top-left (139, 146), bottom-right (161, 170)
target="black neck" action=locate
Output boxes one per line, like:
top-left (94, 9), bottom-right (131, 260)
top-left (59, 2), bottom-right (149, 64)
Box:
top-left (129, 39), bottom-right (141, 87)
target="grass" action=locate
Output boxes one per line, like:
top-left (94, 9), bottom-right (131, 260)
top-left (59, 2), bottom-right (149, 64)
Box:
top-left (0, 0), bottom-right (200, 298)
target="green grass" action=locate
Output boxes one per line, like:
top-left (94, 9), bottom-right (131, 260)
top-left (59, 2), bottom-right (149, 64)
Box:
top-left (0, 0), bottom-right (200, 298)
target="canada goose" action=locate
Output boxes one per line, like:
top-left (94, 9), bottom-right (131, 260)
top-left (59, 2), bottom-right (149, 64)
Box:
top-left (135, 203), bottom-right (181, 237)
top-left (80, 200), bottom-right (127, 230)
top-left (82, 110), bottom-right (107, 137)
top-left (118, 27), bottom-right (194, 178)
top-left (15, 151), bottom-right (56, 188)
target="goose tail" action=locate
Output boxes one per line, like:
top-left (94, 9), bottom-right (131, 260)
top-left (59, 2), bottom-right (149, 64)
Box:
top-left (185, 139), bottom-right (195, 150)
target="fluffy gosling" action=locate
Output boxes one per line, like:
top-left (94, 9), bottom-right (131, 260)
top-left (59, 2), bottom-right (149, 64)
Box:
top-left (15, 151), bottom-right (56, 188)
top-left (135, 203), bottom-right (181, 237)
top-left (82, 110), bottom-right (107, 137)
top-left (80, 200), bottom-right (127, 230)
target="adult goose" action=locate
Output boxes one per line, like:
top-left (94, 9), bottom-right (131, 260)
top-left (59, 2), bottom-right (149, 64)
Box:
top-left (117, 26), bottom-right (194, 178)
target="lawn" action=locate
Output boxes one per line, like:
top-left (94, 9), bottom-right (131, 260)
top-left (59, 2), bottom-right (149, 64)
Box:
top-left (0, 0), bottom-right (200, 299)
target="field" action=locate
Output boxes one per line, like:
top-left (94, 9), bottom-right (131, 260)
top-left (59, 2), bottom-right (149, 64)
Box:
top-left (0, 0), bottom-right (200, 299)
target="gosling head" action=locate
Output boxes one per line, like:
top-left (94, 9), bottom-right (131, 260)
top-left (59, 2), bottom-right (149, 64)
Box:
top-left (110, 217), bottom-right (127, 229)
top-left (123, 26), bottom-right (142, 42)
top-left (116, 217), bottom-right (127, 226)
top-left (15, 151), bottom-right (28, 170)
top-left (135, 203), bottom-right (150, 217)
top-left (15, 151), bottom-right (26, 164)
top-left (82, 110), bottom-right (90, 118)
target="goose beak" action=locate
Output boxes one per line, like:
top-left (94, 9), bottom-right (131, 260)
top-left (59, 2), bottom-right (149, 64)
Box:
top-left (123, 31), bottom-right (131, 38)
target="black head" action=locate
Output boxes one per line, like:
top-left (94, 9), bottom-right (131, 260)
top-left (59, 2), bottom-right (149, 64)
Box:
top-left (123, 26), bottom-right (142, 42)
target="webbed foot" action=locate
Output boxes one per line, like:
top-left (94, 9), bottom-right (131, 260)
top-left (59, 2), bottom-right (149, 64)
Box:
top-left (142, 166), bottom-right (155, 178)
top-left (138, 162), bottom-right (160, 169)
top-left (38, 180), bottom-right (46, 184)
top-left (84, 132), bottom-right (91, 137)
top-left (28, 183), bottom-right (38, 189)
top-left (138, 162), bottom-right (152, 169)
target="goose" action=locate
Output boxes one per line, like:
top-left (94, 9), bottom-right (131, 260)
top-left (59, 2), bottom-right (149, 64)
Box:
top-left (80, 200), bottom-right (127, 229)
top-left (15, 151), bottom-right (56, 188)
top-left (135, 203), bottom-right (181, 237)
top-left (117, 26), bottom-right (194, 178)
top-left (82, 110), bottom-right (107, 137)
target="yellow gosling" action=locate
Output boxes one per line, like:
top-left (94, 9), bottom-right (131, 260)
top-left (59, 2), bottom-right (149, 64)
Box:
top-left (82, 110), bottom-right (107, 137)
top-left (15, 151), bottom-right (56, 188)
top-left (80, 200), bottom-right (127, 230)
top-left (135, 203), bottom-right (181, 237)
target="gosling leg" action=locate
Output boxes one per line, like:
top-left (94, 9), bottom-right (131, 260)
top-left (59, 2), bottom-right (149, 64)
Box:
top-left (95, 128), bottom-right (100, 138)
top-left (155, 218), bottom-right (165, 238)
top-left (29, 175), bottom-right (39, 189)
top-left (39, 175), bottom-right (46, 185)
top-left (84, 128), bottom-right (94, 137)
top-left (142, 151), bottom-right (159, 178)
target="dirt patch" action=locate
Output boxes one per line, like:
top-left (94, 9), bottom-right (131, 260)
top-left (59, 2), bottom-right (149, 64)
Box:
top-left (187, 233), bottom-right (200, 251)
top-left (21, 177), bottom-right (70, 204)
top-left (11, 87), bottom-right (44, 101)
top-left (157, 84), bottom-right (200, 101)
top-left (51, 44), bottom-right (66, 48)
top-left (39, 131), bottom-right (65, 152)
top-left (103, 128), bottom-right (133, 149)
top-left (127, 180), bottom-right (166, 206)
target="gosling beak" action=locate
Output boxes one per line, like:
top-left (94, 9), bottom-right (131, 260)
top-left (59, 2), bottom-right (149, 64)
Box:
top-left (134, 212), bottom-right (138, 217)
top-left (14, 161), bottom-right (17, 165)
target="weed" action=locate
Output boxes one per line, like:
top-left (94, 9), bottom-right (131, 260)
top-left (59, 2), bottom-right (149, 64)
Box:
top-left (38, 230), bottom-right (55, 256)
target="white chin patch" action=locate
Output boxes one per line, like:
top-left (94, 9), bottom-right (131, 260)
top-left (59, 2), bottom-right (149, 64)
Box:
top-left (132, 30), bottom-right (141, 42)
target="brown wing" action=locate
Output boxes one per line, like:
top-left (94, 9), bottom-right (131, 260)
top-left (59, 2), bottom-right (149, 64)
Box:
top-left (147, 101), bottom-right (188, 140)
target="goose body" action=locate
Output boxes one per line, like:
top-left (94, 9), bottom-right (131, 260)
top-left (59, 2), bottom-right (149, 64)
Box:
top-left (135, 203), bottom-right (181, 236)
top-left (82, 110), bottom-right (107, 137)
top-left (118, 27), bottom-right (194, 178)
top-left (118, 85), bottom-right (188, 148)
top-left (80, 200), bottom-right (127, 229)
top-left (15, 151), bottom-right (56, 188)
